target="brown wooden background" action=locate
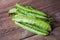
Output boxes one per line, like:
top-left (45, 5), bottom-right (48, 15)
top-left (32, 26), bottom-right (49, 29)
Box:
top-left (0, 0), bottom-right (60, 40)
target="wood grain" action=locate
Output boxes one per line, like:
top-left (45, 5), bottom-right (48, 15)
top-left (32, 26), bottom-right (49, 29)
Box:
top-left (0, 0), bottom-right (60, 40)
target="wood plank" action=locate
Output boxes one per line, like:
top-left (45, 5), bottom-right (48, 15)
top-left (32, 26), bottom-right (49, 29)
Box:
top-left (0, 0), bottom-right (60, 40)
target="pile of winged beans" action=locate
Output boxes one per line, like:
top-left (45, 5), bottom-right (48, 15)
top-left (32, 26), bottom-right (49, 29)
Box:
top-left (9, 4), bottom-right (53, 36)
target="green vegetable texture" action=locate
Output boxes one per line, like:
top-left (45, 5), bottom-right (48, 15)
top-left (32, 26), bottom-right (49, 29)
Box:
top-left (18, 9), bottom-right (47, 20)
top-left (15, 21), bottom-right (48, 35)
top-left (12, 14), bottom-right (51, 31)
top-left (25, 6), bottom-right (34, 10)
top-left (9, 4), bottom-right (53, 36)
top-left (15, 4), bottom-right (47, 17)
top-left (9, 8), bottom-right (47, 20)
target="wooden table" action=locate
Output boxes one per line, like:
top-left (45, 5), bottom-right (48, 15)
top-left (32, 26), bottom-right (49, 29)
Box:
top-left (0, 0), bottom-right (60, 40)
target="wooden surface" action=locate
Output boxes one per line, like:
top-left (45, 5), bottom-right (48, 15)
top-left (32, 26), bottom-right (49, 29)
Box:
top-left (0, 0), bottom-right (60, 40)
